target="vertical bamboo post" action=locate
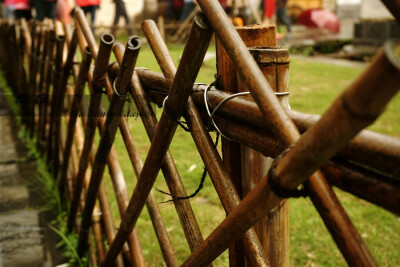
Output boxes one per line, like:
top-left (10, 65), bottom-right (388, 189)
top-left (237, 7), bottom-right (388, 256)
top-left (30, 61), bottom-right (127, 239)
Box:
top-left (216, 24), bottom-right (281, 265)
top-left (240, 46), bottom-right (290, 267)
top-left (28, 25), bottom-right (41, 137)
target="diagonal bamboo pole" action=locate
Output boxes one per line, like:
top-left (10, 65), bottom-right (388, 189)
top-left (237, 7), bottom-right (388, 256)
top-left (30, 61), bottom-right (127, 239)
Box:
top-left (57, 29), bottom-right (80, 194)
top-left (134, 20), bottom-right (207, 254)
top-left (72, 20), bottom-right (145, 266)
top-left (77, 36), bottom-right (141, 257)
top-left (63, 67), bottom-right (125, 266)
top-left (66, 33), bottom-right (114, 230)
top-left (101, 13), bottom-right (213, 266)
top-left (181, 41), bottom-right (400, 266)
top-left (109, 46), bottom-right (180, 267)
top-left (140, 19), bottom-right (268, 267)
top-left (144, 0), bottom-right (380, 263)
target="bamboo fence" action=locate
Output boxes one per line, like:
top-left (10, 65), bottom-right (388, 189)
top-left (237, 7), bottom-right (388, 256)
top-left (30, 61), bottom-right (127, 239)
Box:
top-left (0, 2), bottom-right (399, 266)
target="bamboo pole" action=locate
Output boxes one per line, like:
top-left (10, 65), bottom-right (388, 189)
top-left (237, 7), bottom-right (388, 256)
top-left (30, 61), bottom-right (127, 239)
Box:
top-left (140, 19), bottom-right (268, 267)
top-left (101, 13), bottom-right (213, 266)
top-left (46, 29), bottom-right (65, 176)
top-left (72, 19), bottom-right (145, 266)
top-left (77, 36), bottom-right (141, 257)
top-left (181, 41), bottom-right (400, 266)
top-left (28, 24), bottom-right (41, 138)
top-left (60, 94), bottom-right (110, 266)
top-left (64, 79), bottom-right (126, 267)
top-left (139, 19), bottom-right (207, 253)
top-left (57, 29), bottom-right (80, 195)
top-left (240, 46), bottom-right (290, 267)
top-left (210, 115), bottom-right (400, 215)
top-left (66, 33), bottom-right (115, 230)
top-left (36, 23), bottom-right (51, 151)
top-left (109, 46), bottom-right (180, 267)
top-left (135, 68), bottom-right (400, 180)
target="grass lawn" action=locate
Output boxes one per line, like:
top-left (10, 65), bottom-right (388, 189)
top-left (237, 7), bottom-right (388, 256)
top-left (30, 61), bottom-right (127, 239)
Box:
top-left (101, 42), bottom-right (400, 266)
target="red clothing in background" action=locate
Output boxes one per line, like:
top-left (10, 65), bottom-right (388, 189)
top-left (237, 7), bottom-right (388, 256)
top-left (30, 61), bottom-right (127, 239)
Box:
top-left (263, 0), bottom-right (275, 18)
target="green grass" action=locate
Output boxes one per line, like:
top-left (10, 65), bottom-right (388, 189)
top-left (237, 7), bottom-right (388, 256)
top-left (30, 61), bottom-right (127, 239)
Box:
top-left (99, 42), bottom-right (400, 266)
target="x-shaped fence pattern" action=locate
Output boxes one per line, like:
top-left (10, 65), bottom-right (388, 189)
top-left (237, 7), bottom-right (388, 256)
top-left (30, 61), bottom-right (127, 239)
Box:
top-left (0, 0), bottom-right (399, 266)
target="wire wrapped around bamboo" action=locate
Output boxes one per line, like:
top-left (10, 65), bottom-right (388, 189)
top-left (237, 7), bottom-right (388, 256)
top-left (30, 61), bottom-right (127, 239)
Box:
top-left (181, 40), bottom-right (400, 266)
top-left (135, 69), bottom-right (400, 216)
top-left (135, 69), bottom-right (400, 180)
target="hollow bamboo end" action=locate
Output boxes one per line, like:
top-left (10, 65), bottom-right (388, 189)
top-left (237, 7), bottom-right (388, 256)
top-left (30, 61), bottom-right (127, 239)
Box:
top-left (194, 12), bottom-right (211, 30)
top-left (384, 39), bottom-right (400, 70)
top-left (101, 33), bottom-right (115, 45)
top-left (127, 35), bottom-right (141, 50)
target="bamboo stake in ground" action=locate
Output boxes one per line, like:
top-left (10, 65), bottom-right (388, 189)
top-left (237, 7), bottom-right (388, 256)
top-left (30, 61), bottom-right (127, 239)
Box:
top-left (28, 25), bottom-right (41, 138)
top-left (56, 29), bottom-right (80, 194)
top-left (101, 13), bottom-right (213, 266)
top-left (77, 36), bottom-right (141, 257)
top-left (240, 46), bottom-right (290, 267)
top-left (46, 29), bottom-right (65, 176)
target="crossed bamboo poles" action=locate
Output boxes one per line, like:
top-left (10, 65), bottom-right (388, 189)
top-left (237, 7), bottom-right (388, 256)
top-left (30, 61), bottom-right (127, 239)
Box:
top-left (2, 1), bottom-right (399, 265)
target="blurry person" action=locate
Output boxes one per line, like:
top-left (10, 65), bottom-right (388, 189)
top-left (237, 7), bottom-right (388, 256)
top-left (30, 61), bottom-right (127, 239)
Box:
top-left (14, 0), bottom-right (31, 19)
top-left (262, 0), bottom-right (275, 24)
top-left (56, 0), bottom-right (71, 23)
top-left (5, 0), bottom-right (14, 19)
top-left (113, 0), bottom-right (130, 26)
top-left (180, 0), bottom-right (195, 22)
top-left (76, 0), bottom-right (100, 33)
top-left (276, 0), bottom-right (291, 38)
top-left (35, 0), bottom-right (55, 20)
top-left (76, 0), bottom-right (99, 24)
